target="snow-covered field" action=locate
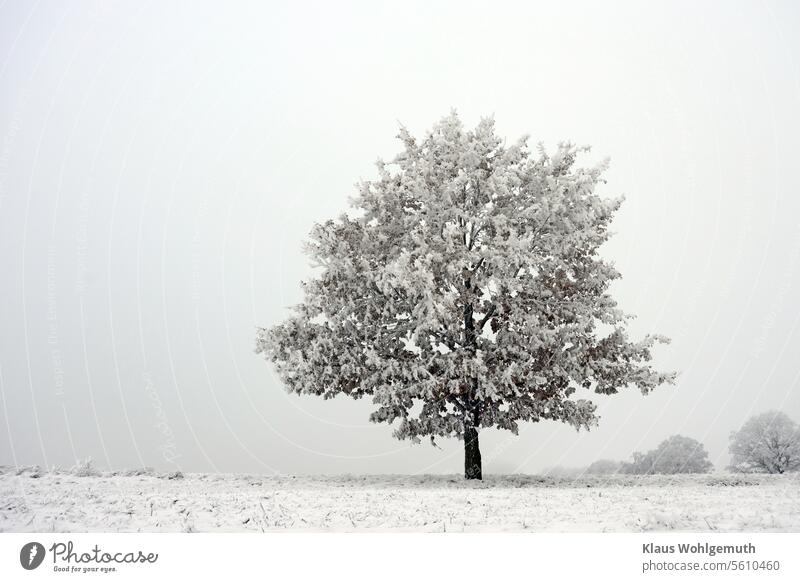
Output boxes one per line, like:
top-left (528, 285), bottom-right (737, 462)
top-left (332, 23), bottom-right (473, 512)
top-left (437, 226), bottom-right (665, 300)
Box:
top-left (2, 467), bottom-right (798, 533)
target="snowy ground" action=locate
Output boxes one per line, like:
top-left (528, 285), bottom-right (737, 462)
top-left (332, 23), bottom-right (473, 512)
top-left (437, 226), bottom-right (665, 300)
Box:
top-left (1, 467), bottom-right (798, 532)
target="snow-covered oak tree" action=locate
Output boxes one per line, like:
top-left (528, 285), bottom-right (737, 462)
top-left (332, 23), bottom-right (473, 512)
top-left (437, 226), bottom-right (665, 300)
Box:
top-left (257, 113), bottom-right (674, 479)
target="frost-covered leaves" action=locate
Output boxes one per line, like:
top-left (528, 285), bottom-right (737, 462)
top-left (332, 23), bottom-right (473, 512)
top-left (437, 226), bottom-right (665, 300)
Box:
top-left (729, 411), bottom-right (800, 474)
top-left (256, 112), bottom-right (674, 443)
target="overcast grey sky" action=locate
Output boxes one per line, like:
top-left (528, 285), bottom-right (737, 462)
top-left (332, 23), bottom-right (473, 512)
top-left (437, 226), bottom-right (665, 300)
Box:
top-left (1, 0), bottom-right (799, 475)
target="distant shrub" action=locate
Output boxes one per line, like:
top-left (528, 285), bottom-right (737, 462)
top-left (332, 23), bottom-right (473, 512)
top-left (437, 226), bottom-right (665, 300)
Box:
top-left (543, 466), bottom-right (584, 479)
top-left (69, 458), bottom-right (101, 477)
top-left (585, 459), bottom-right (622, 475)
top-left (15, 465), bottom-right (44, 478)
top-left (118, 467), bottom-right (155, 477)
top-left (704, 474), bottom-right (763, 487)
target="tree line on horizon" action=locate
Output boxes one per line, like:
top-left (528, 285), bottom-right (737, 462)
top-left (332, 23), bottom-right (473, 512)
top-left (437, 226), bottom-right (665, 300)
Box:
top-left (580, 410), bottom-right (800, 476)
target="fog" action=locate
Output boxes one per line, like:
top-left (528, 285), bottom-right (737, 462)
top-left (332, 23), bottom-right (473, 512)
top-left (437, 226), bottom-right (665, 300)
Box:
top-left (1, 0), bottom-right (799, 475)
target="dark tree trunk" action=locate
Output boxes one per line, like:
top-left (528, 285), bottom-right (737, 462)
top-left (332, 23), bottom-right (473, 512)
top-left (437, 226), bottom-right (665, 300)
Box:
top-left (464, 425), bottom-right (482, 480)
top-left (462, 265), bottom-right (482, 480)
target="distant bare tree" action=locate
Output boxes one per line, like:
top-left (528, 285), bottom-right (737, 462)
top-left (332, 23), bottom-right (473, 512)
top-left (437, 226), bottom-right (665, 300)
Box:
top-left (729, 411), bottom-right (800, 474)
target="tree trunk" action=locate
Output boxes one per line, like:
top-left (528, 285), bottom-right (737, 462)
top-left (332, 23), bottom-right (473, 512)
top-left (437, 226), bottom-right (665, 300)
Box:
top-left (462, 268), bottom-right (482, 480)
top-left (464, 425), bottom-right (482, 480)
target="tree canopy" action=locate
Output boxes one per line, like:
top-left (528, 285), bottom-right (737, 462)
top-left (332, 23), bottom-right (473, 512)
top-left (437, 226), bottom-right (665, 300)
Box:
top-left (729, 411), bottom-right (800, 474)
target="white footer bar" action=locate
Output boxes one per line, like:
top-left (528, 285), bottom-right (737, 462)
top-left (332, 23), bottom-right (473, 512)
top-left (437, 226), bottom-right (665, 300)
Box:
top-left (1, 533), bottom-right (797, 581)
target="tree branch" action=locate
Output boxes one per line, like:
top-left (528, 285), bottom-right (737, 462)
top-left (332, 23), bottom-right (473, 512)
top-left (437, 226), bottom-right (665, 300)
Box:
top-left (447, 395), bottom-right (466, 412)
top-left (477, 304), bottom-right (496, 332)
top-left (467, 223), bottom-right (485, 251)
top-left (470, 257), bottom-right (485, 274)
top-left (431, 329), bottom-right (460, 351)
